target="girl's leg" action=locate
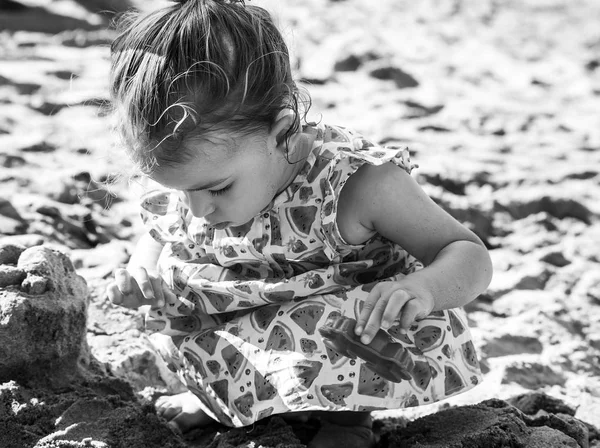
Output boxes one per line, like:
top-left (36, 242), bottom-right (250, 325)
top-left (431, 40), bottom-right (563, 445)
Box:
top-left (308, 411), bottom-right (375, 448)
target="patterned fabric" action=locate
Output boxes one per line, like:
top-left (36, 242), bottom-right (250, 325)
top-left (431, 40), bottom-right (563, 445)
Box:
top-left (140, 123), bottom-right (482, 428)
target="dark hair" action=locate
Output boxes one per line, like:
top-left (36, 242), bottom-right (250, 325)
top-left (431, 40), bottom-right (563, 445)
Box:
top-left (109, 0), bottom-right (309, 174)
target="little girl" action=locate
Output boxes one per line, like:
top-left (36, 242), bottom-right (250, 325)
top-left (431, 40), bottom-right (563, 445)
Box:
top-left (106, 1), bottom-right (493, 447)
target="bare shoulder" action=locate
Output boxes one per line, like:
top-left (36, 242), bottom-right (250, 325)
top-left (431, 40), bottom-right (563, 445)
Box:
top-left (337, 162), bottom-right (482, 264)
top-left (336, 162), bottom-right (390, 245)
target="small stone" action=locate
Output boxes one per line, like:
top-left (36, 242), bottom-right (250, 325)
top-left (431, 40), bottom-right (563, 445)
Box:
top-left (540, 251), bottom-right (571, 267)
top-left (502, 361), bottom-right (566, 389)
top-left (0, 265), bottom-right (26, 287)
top-left (0, 243), bottom-right (26, 265)
top-left (20, 141), bottom-right (56, 153)
top-left (20, 274), bottom-right (49, 295)
top-left (0, 153), bottom-right (26, 168)
top-left (480, 334), bottom-right (544, 358)
top-left (507, 392), bottom-right (576, 416)
top-left (35, 205), bottom-right (61, 218)
top-left (368, 65), bottom-right (419, 88)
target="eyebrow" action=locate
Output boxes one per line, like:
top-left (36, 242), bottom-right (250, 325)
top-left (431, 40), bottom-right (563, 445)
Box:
top-left (184, 177), bottom-right (231, 192)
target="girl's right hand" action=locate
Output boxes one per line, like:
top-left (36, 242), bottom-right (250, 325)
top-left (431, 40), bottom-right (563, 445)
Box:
top-left (106, 267), bottom-right (168, 309)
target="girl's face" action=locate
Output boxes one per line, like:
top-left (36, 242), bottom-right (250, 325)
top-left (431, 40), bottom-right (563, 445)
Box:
top-left (150, 130), bottom-right (300, 229)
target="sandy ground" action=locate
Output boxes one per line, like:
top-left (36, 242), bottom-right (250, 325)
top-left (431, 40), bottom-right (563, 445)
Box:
top-left (1, 0), bottom-right (600, 446)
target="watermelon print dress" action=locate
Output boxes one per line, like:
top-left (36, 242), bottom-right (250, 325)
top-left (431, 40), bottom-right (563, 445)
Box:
top-left (140, 123), bottom-right (482, 428)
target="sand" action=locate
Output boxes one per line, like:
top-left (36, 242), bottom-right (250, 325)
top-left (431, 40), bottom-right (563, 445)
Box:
top-left (0, 0), bottom-right (599, 446)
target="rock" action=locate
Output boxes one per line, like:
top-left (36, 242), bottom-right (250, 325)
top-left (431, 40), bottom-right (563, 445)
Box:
top-left (0, 243), bottom-right (26, 265)
top-left (0, 265), bottom-right (26, 288)
top-left (501, 361), bottom-right (566, 389)
top-left (539, 250), bottom-right (571, 267)
top-left (387, 398), bottom-right (585, 448)
top-left (495, 194), bottom-right (593, 224)
top-left (45, 171), bottom-right (123, 209)
top-left (20, 274), bottom-right (49, 295)
top-left (508, 392), bottom-right (576, 416)
top-left (526, 413), bottom-right (590, 448)
top-left (14, 195), bottom-right (110, 249)
top-left (0, 246), bottom-right (89, 384)
top-left (0, 152), bottom-right (26, 168)
top-left (400, 99), bottom-right (445, 119)
top-left (487, 261), bottom-right (553, 299)
top-left (480, 334), bottom-right (544, 358)
top-left (0, 198), bottom-right (27, 234)
top-left (20, 141), bottom-right (56, 153)
top-left (368, 65), bottom-right (419, 88)
top-left (333, 50), bottom-right (379, 72)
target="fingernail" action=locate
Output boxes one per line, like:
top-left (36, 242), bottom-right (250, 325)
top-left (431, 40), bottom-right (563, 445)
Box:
top-left (355, 326), bottom-right (362, 335)
top-left (360, 335), bottom-right (370, 345)
top-left (381, 320), bottom-right (390, 329)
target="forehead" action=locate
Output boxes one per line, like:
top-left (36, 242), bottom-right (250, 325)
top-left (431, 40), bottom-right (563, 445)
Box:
top-left (149, 131), bottom-right (265, 188)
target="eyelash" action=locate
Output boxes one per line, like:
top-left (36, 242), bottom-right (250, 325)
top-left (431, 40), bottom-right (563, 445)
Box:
top-left (208, 184), bottom-right (232, 197)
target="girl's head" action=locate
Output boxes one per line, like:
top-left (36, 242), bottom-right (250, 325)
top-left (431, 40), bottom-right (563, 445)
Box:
top-left (110, 0), bottom-right (304, 175)
top-left (110, 0), bottom-right (311, 227)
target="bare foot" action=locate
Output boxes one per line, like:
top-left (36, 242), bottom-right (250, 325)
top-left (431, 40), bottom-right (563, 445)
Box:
top-left (155, 391), bottom-right (215, 433)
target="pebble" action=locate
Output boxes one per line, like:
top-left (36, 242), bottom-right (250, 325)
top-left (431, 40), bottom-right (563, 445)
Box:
top-left (20, 274), bottom-right (49, 295)
top-left (0, 243), bottom-right (26, 265)
top-left (0, 265), bottom-right (26, 287)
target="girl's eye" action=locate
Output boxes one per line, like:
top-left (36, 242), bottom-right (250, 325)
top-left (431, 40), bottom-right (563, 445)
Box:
top-left (209, 184), bottom-right (232, 197)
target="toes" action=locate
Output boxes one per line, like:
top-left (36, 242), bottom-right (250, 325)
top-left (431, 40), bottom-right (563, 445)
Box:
top-left (160, 406), bottom-right (181, 421)
top-left (155, 395), bottom-right (182, 420)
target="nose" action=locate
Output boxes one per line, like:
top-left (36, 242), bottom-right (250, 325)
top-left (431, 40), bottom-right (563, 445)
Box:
top-left (184, 191), bottom-right (215, 218)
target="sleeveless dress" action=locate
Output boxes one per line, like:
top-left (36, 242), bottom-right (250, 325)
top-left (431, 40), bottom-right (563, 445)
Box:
top-left (140, 123), bottom-right (482, 428)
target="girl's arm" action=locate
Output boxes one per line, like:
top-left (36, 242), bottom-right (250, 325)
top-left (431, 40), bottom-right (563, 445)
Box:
top-left (127, 231), bottom-right (164, 274)
top-left (337, 162), bottom-right (493, 344)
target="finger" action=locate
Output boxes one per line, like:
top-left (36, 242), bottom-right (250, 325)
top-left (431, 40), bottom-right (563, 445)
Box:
top-left (355, 284), bottom-right (384, 336)
top-left (130, 267), bottom-right (155, 300)
top-left (106, 282), bottom-right (123, 305)
top-left (360, 293), bottom-right (392, 345)
top-left (399, 299), bottom-right (423, 331)
top-left (114, 268), bottom-right (132, 295)
top-left (150, 276), bottom-right (165, 308)
top-left (111, 273), bottom-right (145, 310)
top-left (381, 289), bottom-right (412, 329)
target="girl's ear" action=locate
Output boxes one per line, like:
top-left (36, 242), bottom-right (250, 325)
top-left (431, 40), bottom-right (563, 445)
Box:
top-left (270, 109), bottom-right (300, 154)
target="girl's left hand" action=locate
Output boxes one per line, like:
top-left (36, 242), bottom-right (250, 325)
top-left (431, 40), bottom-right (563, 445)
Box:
top-left (355, 281), bottom-right (435, 345)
